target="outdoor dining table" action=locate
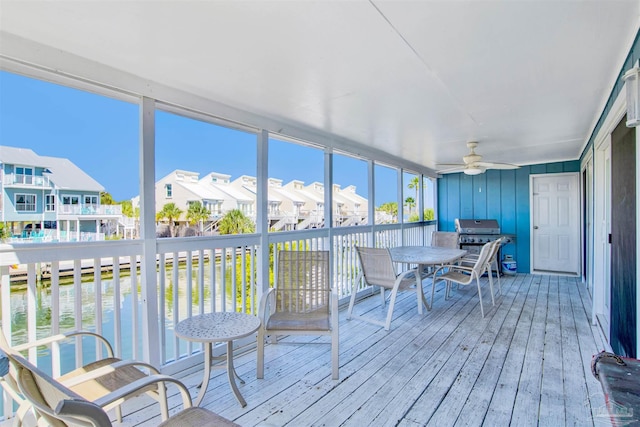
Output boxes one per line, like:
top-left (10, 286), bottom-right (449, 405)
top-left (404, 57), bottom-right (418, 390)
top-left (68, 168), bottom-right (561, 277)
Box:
top-left (174, 312), bottom-right (261, 407)
top-left (389, 246), bottom-right (467, 310)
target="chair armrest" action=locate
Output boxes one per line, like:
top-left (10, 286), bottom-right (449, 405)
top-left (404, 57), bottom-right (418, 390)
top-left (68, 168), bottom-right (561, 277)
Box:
top-left (55, 399), bottom-right (112, 427)
top-left (13, 331), bottom-right (114, 358)
top-left (258, 288), bottom-right (275, 326)
top-left (92, 373), bottom-right (193, 411)
top-left (433, 264), bottom-right (474, 276)
top-left (397, 267), bottom-right (419, 281)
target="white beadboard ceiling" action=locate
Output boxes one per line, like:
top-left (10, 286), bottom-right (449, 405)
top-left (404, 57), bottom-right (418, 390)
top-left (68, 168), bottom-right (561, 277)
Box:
top-left (1, 1), bottom-right (638, 173)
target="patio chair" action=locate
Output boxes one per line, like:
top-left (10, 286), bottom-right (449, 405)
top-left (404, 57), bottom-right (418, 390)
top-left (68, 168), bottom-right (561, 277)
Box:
top-left (459, 236), bottom-right (505, 297)
top-left (257, 250), bottom-right (339, 380)
top-left (0, 327), bottom-right (168, 425)
top-left (431, 231), bottom-right (460, 249)
top-left (6, 351), bottom-right (240, 427)
top-left (431, 241), bottom-right (495, 317)
top-left (349, 246), bottom-right (421, 331)
top-left (424, 230), bottom-right (461, 276)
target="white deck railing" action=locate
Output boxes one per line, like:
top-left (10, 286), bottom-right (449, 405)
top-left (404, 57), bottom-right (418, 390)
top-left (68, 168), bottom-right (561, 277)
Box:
top-left (0, 221), bottom-right (436, 420)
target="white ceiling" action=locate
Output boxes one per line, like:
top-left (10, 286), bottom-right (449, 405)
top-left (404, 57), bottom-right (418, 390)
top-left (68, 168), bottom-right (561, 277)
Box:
top-left (1, 1), bottom-right (639, 173)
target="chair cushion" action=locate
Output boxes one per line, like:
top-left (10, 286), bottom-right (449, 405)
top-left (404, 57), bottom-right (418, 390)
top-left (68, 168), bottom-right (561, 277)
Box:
top-left (159, 407), bottom-right (240, 427)
top-left (266, 310), bottom-right (331, 331)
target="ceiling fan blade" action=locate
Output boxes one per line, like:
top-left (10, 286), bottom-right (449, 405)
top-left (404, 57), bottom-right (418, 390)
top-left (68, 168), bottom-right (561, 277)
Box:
top-left (476, 162), bottom-right (520, 170)
top-left (436, 165), bottom-right (465, 174)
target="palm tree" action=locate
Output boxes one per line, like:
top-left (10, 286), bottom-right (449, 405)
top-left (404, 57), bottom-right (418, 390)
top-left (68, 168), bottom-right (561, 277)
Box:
top-left (186, 201), bottom-right (211, 234)
top-left (218, 209), bottom-right (255, 235)
top-left (407, 176), bottom-right (420, 216)
top-left (157, 202), bottom-right (183, 237)
top-left (404, 196), bottom-right (416, 218)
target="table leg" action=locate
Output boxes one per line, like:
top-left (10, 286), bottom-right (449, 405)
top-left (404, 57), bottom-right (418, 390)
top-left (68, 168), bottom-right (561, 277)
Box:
top-left (417, 264), bottom-right (432, 311)
top-left (227, 341), bottom-right (247, 407)
top-left (193, 342), bottom-right (212, 407)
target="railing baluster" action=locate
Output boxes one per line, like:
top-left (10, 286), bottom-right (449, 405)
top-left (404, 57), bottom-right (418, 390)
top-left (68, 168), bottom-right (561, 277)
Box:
top-left (158, 253), bottom-right (167, 364)
top-left (130, 254), bottom-right (139, 360)
top-left (73, 259), bottom-right (82, 368)
top-left (94, 257), bottom-right (103, 361)
top-left (112, 256), bottom-right (122, 359)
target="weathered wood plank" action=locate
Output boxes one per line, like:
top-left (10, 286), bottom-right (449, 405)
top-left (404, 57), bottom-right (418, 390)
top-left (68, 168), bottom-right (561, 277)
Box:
top-left (509, 274), bottom-right (550, 425)
top-left (482, 273), bottom-right (545, 425)
top-left (539, 275), bottom-right (566, 426)
top-left (558, 276), bottom-right (594, 427)
top-left (445, 274), bottom-right (531, 427)
top-left (425, 274), bottom-right (526, 426)
top-left (75, 274), bottom-right (606, 427)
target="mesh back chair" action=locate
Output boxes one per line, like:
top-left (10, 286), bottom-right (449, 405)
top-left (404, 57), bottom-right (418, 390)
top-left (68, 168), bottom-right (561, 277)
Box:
top-left (348, 246), bottom-right (421, 331)
top-left (0, 327), bottom-right (168, 425)
top-left (431, 231), bottom-right (460, 249)
top-left (257, 250), bottom-right (339, 380)
top-left (459, 236), bottom-right (505, 297)
top-left (6, 351), bottom-right (239, 427)
top-left (426, 231), bottom-right (461, 275)
top-left (432, 241), bottom-right (495, 317)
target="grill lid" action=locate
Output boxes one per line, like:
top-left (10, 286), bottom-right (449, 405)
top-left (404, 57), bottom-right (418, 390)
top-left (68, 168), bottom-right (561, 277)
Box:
top-left (455, 219), bottom-right (500, 234)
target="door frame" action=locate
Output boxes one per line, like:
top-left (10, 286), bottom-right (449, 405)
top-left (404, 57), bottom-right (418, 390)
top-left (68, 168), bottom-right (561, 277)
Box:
top-left (592, 87), bottom-right (626, 345)
top-left (581, 151), bottom-right (594, 296)
top-left (529, 172), bottom-right (581, 276)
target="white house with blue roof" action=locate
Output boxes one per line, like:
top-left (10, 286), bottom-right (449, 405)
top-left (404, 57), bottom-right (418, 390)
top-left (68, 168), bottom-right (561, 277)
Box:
top-left (0, 146), bottom-right (122, 242)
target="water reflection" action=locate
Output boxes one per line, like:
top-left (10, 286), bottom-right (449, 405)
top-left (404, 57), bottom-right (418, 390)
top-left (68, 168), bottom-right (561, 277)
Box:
top-left (5, 260), bottom-right (239, 375)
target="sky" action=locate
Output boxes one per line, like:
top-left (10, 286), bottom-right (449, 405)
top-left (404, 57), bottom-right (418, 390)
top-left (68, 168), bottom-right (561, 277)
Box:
top-left (0, 70), bottom-right (429, 207)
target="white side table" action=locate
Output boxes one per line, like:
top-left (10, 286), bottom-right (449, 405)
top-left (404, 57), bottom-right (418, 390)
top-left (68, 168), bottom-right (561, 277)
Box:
top-left (175, 312), bottom-right (260, 407)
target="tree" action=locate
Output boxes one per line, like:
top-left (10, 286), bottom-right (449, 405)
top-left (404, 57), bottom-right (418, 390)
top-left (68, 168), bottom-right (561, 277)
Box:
top-left (0, 223), bottom-right (10, 241)
top-left (100, 192), bottom-right (116, 205)
top-left (186, 201), bottom-right (211, 233)
top-left (156, 203), bottom-right (183, 237)
top-left (218, 209), bottom-right (255, 235)
top-left (407, 176), bottom-right (420, 215)
top-left (404, 197), bottom-right (416, 219)
top-left (377, 202), bottom-right (398, 216)
top-left (120, 200), bottom-right (139, 218)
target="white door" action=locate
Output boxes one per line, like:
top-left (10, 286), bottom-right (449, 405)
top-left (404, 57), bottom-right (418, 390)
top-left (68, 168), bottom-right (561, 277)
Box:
top-left (531, 173), bottom-right (580, 275)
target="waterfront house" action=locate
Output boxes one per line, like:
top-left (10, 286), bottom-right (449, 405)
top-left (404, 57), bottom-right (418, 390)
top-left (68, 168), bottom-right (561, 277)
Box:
top-left (1, 2), bottom-right (640, 425)
top-left (0, 146), bottom-right (122, 242)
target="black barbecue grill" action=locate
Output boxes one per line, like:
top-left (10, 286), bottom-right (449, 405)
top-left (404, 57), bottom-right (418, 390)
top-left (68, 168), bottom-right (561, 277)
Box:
top-left (455, 219), bottom-right (515, 255)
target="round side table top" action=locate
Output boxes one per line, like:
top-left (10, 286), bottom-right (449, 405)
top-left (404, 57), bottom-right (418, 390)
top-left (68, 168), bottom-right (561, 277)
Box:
top-left (175, 312), bottom-right (260, 343)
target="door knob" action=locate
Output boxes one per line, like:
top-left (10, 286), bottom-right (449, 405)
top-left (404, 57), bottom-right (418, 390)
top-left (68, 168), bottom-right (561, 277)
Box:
top-left (533, 226), bottom-right (539, 229)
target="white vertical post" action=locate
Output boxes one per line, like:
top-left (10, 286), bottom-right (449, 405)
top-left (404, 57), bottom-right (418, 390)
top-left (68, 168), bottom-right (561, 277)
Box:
top-left (257, 130), bottom-right (270, 298)
top-left (324, 148), bottom-right (334, 279)
top-left (368, 160), bottom-right (375, 246)
top-left (324, 148), bottom-right (333, 230)
top-left (398, 168), bottom-right (403, 231)
top-left (139, 97), bottom-right (160, 367)
top-left (419, 175), bottom-right (425, 223)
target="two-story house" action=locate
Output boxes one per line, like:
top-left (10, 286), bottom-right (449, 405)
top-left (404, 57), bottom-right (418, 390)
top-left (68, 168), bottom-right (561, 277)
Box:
top-left (0, 146), bottom-right (121, 242)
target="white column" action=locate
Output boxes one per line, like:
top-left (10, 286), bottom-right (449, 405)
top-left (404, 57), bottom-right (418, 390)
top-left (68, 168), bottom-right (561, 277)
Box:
top-left (257, 130), bottom-right (269, 299)
top-left (368, 160), bottom-right (375, 245)
top-left (324, 148), bottom-right (333, 230)
top-left (139, 97), bottom-right (160, 367)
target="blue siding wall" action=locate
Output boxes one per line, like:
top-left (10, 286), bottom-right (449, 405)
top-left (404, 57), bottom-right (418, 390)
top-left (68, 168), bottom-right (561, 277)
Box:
top-left (437, 160), bottom-right (580, 272)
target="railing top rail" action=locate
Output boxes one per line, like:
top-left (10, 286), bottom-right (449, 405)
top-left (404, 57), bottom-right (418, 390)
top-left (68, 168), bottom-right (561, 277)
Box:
top-left (156, 233), bottom-right (260, 253)
top-left (0, 240), bottom-right (142, 266)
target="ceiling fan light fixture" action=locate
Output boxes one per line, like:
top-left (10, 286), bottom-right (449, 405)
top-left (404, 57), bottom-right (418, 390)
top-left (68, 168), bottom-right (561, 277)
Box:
top-left (464, 166), bottom-right (485, 175)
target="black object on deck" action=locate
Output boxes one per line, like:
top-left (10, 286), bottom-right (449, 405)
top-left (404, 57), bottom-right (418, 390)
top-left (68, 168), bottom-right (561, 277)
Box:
top-left (591, 351), bottom-right (640, 426)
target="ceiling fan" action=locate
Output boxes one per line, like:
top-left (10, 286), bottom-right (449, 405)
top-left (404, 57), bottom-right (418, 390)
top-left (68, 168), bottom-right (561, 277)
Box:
top-left (436, 141), bottom-right (520, 175)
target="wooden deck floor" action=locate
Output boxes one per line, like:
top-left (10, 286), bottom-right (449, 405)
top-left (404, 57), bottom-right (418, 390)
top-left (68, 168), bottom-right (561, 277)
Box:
top-left (114, 274), bottom-right (610, 426)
